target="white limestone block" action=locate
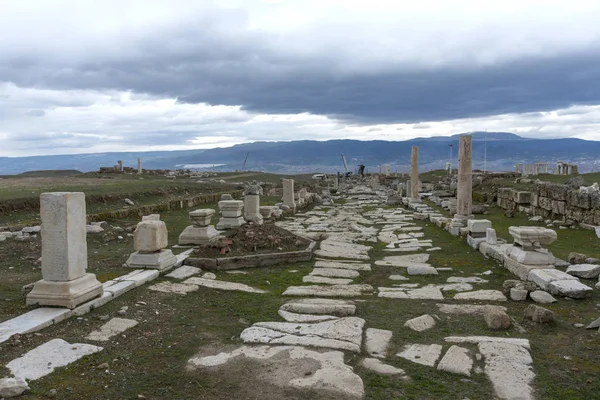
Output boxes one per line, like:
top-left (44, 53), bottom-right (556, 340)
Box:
top-left (302, 276), bottom-right (353, 285)
top-left (479, 341), bottom-right (535, 400)
top-left (282, 284), bottom-right (373, 297)
top-left (309, 268), bottom-right (360, 279)
top-left (529, 290), bottom-right (557, 304)
top-left (453, 290), bottom-right (507, 301)
top-left (407, 265), bottom-right (438, 275)
top-left (528, 269), bottom-right (578, 291)
top-left (280, 299), bottom-right (356, 316)
top-left (566, 264), bottom-right (600, 279)
top-left (183, 277), bottom-right (267, 293)
top-left (437, 345), bottom-right (473, 376)
top-left (277, 310), bottom-right (339, 323)
top-left (467, 219), bottom-right (491, 233)
top-left (165, 265), bottom-right (202, 280)
top-left (397, 344), bottom-right (443, 367)
top-left (0, 308), bottom-right (72, 344)
top-left (404, 315), bottom-right (436, 332)
top-left (314, 260), bottom-right (371, 271)
top-left (7, 339), bottom-right (103, 380)
top-left (134, 220), bottom-right (168, 252)
top-left (148, 281), bottom-right (200, 294)
top-left (547, 280), bottom-right (593, 299)
top-left (365, 328), bottom-right (393, 358)
top-left (86, 318), bottom-right (138, 341)
top-left (361, 358), bottom-right (406, 376)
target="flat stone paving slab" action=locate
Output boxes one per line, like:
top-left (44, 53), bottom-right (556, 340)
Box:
top-left (404, 315), bottom-right (436, 332)
top-left (188, 345), bottom-right (364, 400)
top-left (479, 341), bottom-right (535, 400)
top-left (528, 269), bottom-right (578, 291)
top-left (361, 358), bottom-right (406, 376)
top-left (183, 277), bottom-right (267, 293)
top-left (241, 318), bottom-right (365, 353)
top-left (283, 284), bottom-right (373, 297)
top-left (314, 260), bottom-right (371, 271)
top-left (397, 344), bottom-right (443, 367)
top-left (277, 310), bottom-right (339, 323)
top-left (148, 281), bottom-right (200, 294)
top-left (566, 264), bottom-right (600, 279)
top-left (547, 280), bottom-right (593, 299)
top-left (165, 265), bottom-right (201, 279)
top-left (85, 318), bottom-right (139, 341)
top-left (378, 287), bottom-right (444, 300)
top-left (280, 299), bottom-right (356, 316)
top-left (437, 345), bottom-right (472, 376)
top-left (365, 328), bottom-right (393, 358)
top-left (302, 276), bottom-right (354, 285)
top-left (310, 268), bottom-right (360, 279)
top-left (7, 338), bottom-right (103, 380)
top-left (436, 304), bottom-right (507, 316)
top-left (407, 265), bottom-right (438, 275)
top-left (445, 336), bottom-right (530, 350)
top-left (0, 308), bottom-right (71, 344)
top-left (453, 290), bottom-right (507, 301)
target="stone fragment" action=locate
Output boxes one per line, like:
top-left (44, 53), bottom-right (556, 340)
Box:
top-left (283, 284), bottom-right (373, 297)
top-left (361, 358), bottom-right (406, 376)
top-left (483, 306), bottom-right (511, 330)
top-left (389, 275), bottom-right (409, 281)
top-left (310, 268), bottom-right (360, 279)
top-left (280, 299), bottom-right (356, 316)
top-left (165, 266), bottom-right (201, 280)
top-left (547, 280), bottom-right (593, 299)
top-left (447, 276), bottom-right (488, 284)
top-left (436, 304), bottom-right (507, 316)
top-left (568, 252), bottom-right (588, 264)
top-left (397, 344), bottom-right (443, 367)
top-left (528, 269), bottom-right (578, 291)
top-left (407, 265), bottom-right (438, 275)
top-left (302, 276), bottom-right (353, 285)
top-left (134, 220), bottom-right (168, 252)
top-left (566, 264), bottom-right (600, 279)
top-left (404, 314), bottom-right (436, 332)
top-left (529, 290), bottom-right (557, 304)
top-left (148, 281), bottom-right (200, 294)
top-left (314, 260), bottom-right (371, 271)
top-left (524, 305), bottom-right (555, 324)
top-left (277, 310), bottom-right (338, 323)
top-left (508, 226), bottom-right (557, 247)
top-left (188, 345), bottom-right (364, 400)
top-left (365, 328), bottom-right (393, 358)
top-left (85, 318), bottom-right (139, 341)
top-left (437, 345), bottom-right (473, 376)
top-left (0, 308), bottom-right (72, 344)
top-left (7, 339), bottom-right (103, 381)
top-left (0, 377), bottom-right (29, 398)
top-left (510, 288), bottom-right (528, 301)
top-left (183, 277), bottom-right (267, 293)
top-left (202, 272), bottom-right (216, 280)
top-left (585, 317), bottom-right (600, 329)
top-left (454, 290), bottom-right (507, 301)
top-left (378, 287), bottom-right (444, 300)
top-left (479, 341), bottom-right (535, 400)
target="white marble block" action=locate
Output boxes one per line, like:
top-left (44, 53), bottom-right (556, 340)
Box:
top-left (244, 194), bottom-right (264, 225)
top-left (134, 220), bottom-right (168, 252)
top-left (179, 209), bottom-right (219, 245)
top-left (27, 192), bottom-right (102, 308)
top-left (217, 200), bottom-right (245, 229)
top-left (283, 179), bottom-right (297, 211)
top-left (467, 219), bottom-right (492, 234)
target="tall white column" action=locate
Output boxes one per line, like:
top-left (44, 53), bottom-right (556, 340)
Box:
top-left (27, 192), bottom-right (102, 308)
top-left (283, 179), bottom-right (296, 211)
top-left (455, 135), bottom-right (473, 218)
top-left (137, 158), bottom-right (142, 174)
top-left (410, 146), bottom-right (420, 203)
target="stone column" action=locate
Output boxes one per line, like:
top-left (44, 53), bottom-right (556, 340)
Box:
top-left (456, 135), bottom-right (473, 218)
top-left (27, 192), bottom-right (103, 308)
top-left (137, 158), bottom-right (142, 174)
top-left (244, 195), bottom-right (264, 225)
top-left (282, 179), bottom-right (296, 211)
top-left (118, 160), bottom-right (123, 172)
top-left (410, 146), bottom-right (420, 203)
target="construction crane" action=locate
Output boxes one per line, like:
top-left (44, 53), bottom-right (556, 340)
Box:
top-left (241, 152), bottom-right (249, 171)
top-left (341, 153), bottom-right (352, 177)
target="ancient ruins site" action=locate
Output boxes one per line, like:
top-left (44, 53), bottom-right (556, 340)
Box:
top-left (1, 142), bottom-right (600, 400)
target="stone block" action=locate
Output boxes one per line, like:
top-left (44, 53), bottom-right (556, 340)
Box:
top-left (508, 226), bottom-right (557, 247)
top-left (547, 280), bottom-right (593, 299)
top-left (486, 228), bottom-right (497, 245)
top-left (216, 216), bottom-right (245, 229)
top-left (529, 290), bottom-right (556, 304)
top-left (528, 269), bottom-right (578, 291)
top-left (467, 235), bottom-right (486, 250)
top-left (125, 249), bottom-right (177, 271)
top-left (188, 209), bottom-right (215, 226)
top-left (524, 305), bottom-right (555, 323)
top-left (510, 288), bottom-right (528, 301)
top-left (467, 219), bottom-right (492, 233)
top-left (26, 273), bottom-right (103, 309)
top-left (437, 345), bottom-right (472, 376)
top-left (178, 225), bottom-right (219, 246)
top-left (566, 264), bottom-right (600, 279)
top-left (483, 306), bottom-right (511, 330)
top-left (507, 246), bottom-right (555, 265)
top-left (503, 257), bottom-right (555, 281)
top-left (133, 220), bottom-right (168, 252)
top-left (514, 191), bottom-right (532, 204)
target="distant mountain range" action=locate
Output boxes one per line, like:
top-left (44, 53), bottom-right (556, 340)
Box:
top-left (2, 132), bottom-right (599, 175)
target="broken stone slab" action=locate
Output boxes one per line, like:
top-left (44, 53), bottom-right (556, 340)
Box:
top-left (510, 288), bottom-right (528, 301)
top-left (528, 269), bottom-right (579, 291)
top-left (524, 304), bottom-right (555, 324)
top-left (426, 247), bottom-right (442, 252)
top-left (566, 264), bottom-right (600, 279)
top-left (447, 276), bottom-right (489, 284)
top-left (365, 328), bottom-right (393, 358)
top-left (375, 254), bottom-right (430, 267)
top-left (453, 290), bottom-right (507, 301)
top-left (397, 344), bottom-right (443, 367)
top-left (378, 287), bottom-right (444, 300)
top-left (6, 339), bottom-right (103, 381)
top-left (277, 310), bottom-right (339, 323)
top-left (433, 283), bottom-right (474, 292)
top-left (586, 317), bottom-right (600, 329)
top-left (361, 358), bottom-right (406, 376)
top-left (483, 306), bottom-right (511, 330)
top-left (503, 257), bottom-right (555, 281)
top-left (547, 280), bottom-right (593, 299)
top-left (437, 345), bottom-right (473, 376)
top-left (529, 290), bottom-right (557, 304)
top-left (188, 345), bottom-right (364, 400)
top-left (283, 284), bottom-right (373, 298)
top-left (445, 336), bottom-right (530, 350)
top-left (165, 265), bottom-right (201, 280)
top-left (314, 260), bottom-right (371, 271)
top-left (508, 226), bottom-right (557, 247)
top-left (148, 281), bottom-right (200, 294)
top-left (404, 314), bottom-right (436, 332)
top-left (0, 308), bottom-right (72, 344)
top-left (435, 303), bottom-right (505, 316)
top-left (303, 276), bottom-right (353, 285)
top-left (310, 268), bottom-right (360, 279)
top-left (280, 299), bottom-right (356, 316)
top-left (85, 318), bottom-right (139, 341)
top-left (389, 275), bottom-right (409, 281)
top-left (479, 341), bottom-right (535, 400)
top-left (241, 318), bottom-right (365, 353)
top-left (407, 265), bottom-right (438, 275)
top-left (0, 377), bottom-right (29, 398)
top-left (183, 277), bottom-right (267, 293)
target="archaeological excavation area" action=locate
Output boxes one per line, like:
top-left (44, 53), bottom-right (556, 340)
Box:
top-left (1, 149), bottom-right (600, 400)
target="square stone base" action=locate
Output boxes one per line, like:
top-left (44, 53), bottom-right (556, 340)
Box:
top-left (26, 273), bottom-right (103, 309)
top-left (178, 225), bottom-right (220, 246)
top-left (244, 213), bottom-right (264, 225)
top-left (217, 216), bottom-right (246, 230)
top-left (467, 235), bottom-right (486, 250)
top-left (503, 256), bottom-right (555, 280)
top-left (126, 249), bottom-right (177, 271)
top-left (507, 246), bottom-right (555, 265)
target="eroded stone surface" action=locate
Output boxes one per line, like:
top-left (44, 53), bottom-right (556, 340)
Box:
top-left (548, 280), bottom-right (593, 299)
top-left (529, 290), bottom-right (557, 304)
top-left (283, 285), bottom-right (373, 297)
top-left (280, 299), bottom-right (356, 316)
top-left (365, 328), bottom-right (393, 358)
top-left (148, 281), bottom-right (200, 294)
top-left (303, 276), bottom-right (354, 285)
top-left (7, 339), bottom-right (103, 380)
top-left (379, 287), bottom-right (444, 300)
top-left (188, 345), bottom-right (364, 399)
top-left (310, 268), bottom-right (360, 279)
top-left (0, 377), bottom-right (29, 398)
top-left (437, 345), bottom-right (472, 376)
top-left (277, 310), bottom-right (339, 323)
top-left (479, 341), bottom-right (535, 400)
top-left (361, 358), bottom-right (406, 376)
top-left (314, 260), bottom-right (371, 271)
top-left (85, 318), bottom-right (139, 341)
top-left (436, 304), bottom-right (507, 316)
top-left (183, 277), bottom-right (267, 293)
top-left (397, 344), bottom-right (443, 367)
top-left (165, 266), bottom-right (201, 280)
top-left (454, 290), bottom-right (507, 301)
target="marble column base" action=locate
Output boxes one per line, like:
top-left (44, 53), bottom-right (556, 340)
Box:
top-left (26, 273), bottom-right (103, 309)
top-left (216, 216), bottom-right (246, 230)
top-left (125, 249), bottom-right (177, 271)
top-left (244, 213), bottom-right (264, 225)
top-left (178, 225), bottom-right (220, 245)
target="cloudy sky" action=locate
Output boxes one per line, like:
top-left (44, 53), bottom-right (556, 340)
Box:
top-left (2, 0), bottom-right (600, 157)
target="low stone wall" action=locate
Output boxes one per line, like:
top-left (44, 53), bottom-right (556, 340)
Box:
top-left (496, 183), bottom-right (600, 224)
top-left (185, 241), bottom-right (316, 270)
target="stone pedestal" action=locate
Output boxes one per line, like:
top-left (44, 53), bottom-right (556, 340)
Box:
top-left (179, 209), bottom-right (220, 245)
top-left (217, 200), bottom-right (245, 229)
top-left (283, 179), bottom-right (296, 211)
top-left (505, 226), bottom-right (557, 267)
top-left (27, 192), bottom-right (102, 308)
top-left (244, 195), bottom-right (264, 225)
top-left (410, 146), bottom-right (420, 203)
top-left (126, 220), bottom-right (176, 271)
